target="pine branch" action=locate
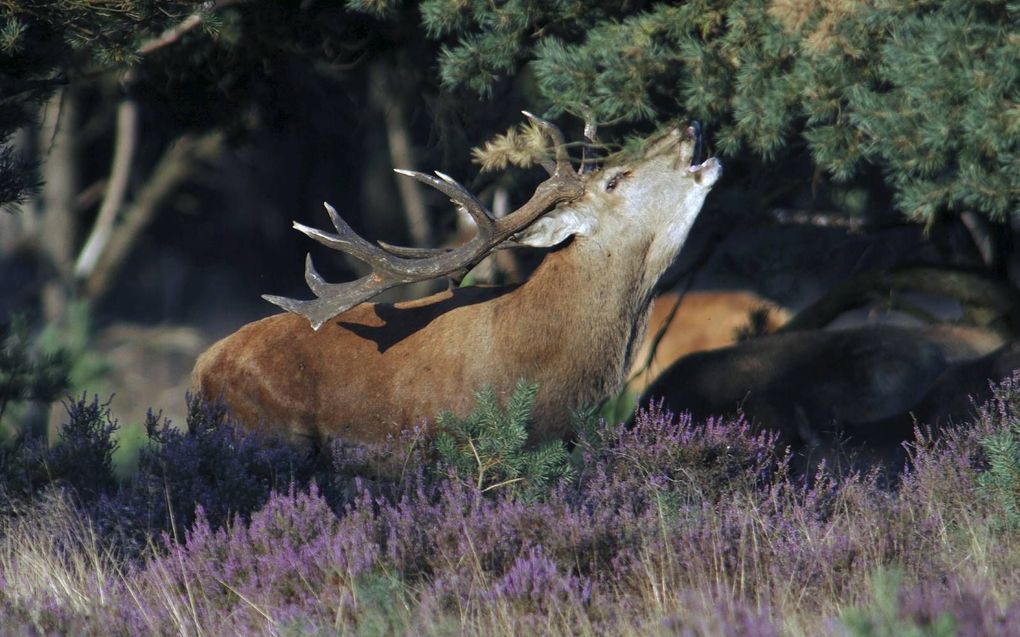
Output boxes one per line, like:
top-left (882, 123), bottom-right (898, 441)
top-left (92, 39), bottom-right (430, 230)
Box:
top-left (136, 0), bottom-right (244, 56)
top-left (432, 380), bottom-right (573, 499)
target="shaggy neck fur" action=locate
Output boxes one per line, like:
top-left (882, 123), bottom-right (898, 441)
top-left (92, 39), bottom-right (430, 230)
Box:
top-left (492, 233), bottom-right (658, 437)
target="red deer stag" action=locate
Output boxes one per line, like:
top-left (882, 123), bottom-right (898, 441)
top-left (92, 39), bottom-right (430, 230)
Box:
top-left (641, 323), bottom-right (1005, 449)
top-left (192, 114), bottom-right (722, 449)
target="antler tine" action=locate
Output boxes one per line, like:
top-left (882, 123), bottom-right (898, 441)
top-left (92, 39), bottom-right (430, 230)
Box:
top-left (522, 110), bottom-right (573, 176)
top-left (580, 117), bottom-right (599, 175)
top-left (265, 114), bottom-right (585, 331)
top-left (394, 169), bottom-right (494, 228)
top-left (374, 168), bottom-right (498, 260)
top-left (435, 171), bottom-right (497, 225)
top-left (376, 241), bottom-right (455, 258)
top-left (292, 203), bottom-right (390, 267)
top-left (263, 273), bottom-right (401, 331)
top-left (302, 253), bottom-right (330, 296)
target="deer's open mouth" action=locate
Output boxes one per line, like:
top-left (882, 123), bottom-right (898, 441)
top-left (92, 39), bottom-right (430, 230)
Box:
top-left (689, 121), bottom-right (703, 166)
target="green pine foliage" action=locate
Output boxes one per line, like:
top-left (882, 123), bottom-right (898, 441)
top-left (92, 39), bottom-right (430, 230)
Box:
top-left (1, 1), bottom-right (435, 210)
top-left (0, 146), bottom-right (38, 206)
top-left (411, 0), bottom-right (1018, 223)
top-left (979, 427), bottom-right (1020, 528)
top-left (977, 379), bottom-right (1020, 530)
top-left (0, 1), bottom-right (211, 86)
top-left (433, 379), bottom-right (575, 501)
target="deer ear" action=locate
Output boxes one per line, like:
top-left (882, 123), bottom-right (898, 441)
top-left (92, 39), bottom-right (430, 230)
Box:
top-left (514, 208), bottom-right (598, 248)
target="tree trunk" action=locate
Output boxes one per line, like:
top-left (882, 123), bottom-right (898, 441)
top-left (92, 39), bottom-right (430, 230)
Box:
top-left (85, 132), bottom-right (223, 301)
top-left (37, 89), bottom-right (79, 323)
top-left (369, 61), bottom-right (433, 250)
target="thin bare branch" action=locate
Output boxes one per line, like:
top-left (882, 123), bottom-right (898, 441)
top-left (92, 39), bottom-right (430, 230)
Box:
top-left (73, 178), bottom-right (108, 213)
top-left (136, 1), bottom-right (245, 56)
top-left (136, 13), bottom-right (203, 55)
top-left (84, 132), bottom-right (223, 300)
top-left (74, 98), bottom-right (138, 280)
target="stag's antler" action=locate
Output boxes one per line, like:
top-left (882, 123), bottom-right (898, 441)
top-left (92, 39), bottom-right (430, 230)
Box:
top-left (263, 112), bottom-right (584, 330)
top-left (580, 115), bottom-right (599, 174)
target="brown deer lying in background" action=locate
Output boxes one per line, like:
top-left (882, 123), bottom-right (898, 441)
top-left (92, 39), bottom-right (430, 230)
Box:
top-left (192, 114), bottom-right (722, 448)
top-left (641, 323), bottom-right (1005, 449)
top-left (626, 290), bottom-right (790, 396)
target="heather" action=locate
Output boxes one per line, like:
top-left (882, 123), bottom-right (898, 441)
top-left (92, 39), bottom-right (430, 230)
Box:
top-left (3, 381), bottom-right (1020, 635)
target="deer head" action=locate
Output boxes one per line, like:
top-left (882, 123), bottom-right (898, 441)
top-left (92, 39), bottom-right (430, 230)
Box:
top-left (263, 114), bottom-right (720, 330)
top-left (515, 124), bottom-right (721, 297)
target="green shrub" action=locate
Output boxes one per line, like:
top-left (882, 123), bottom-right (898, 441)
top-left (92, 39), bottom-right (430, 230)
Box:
top-left (976, 374), bottom-right (1020, 530)
top-left (433, 379), bottom-right (574, 501)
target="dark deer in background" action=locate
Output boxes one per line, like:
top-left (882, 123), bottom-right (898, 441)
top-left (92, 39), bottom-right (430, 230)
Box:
top-left (849, 339), bottom-right (1020, 444)
top-left (626, 290), bottom-right (790, 396)
top-left (192, 114), bottom-right (722, 450)
top-left (909, 340), bottom-right (1020, 428)
top-left (642, 324), bottom-right (1005, 450)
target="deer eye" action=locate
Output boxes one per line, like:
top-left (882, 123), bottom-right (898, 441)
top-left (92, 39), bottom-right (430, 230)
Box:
top-left (605, 170), bottom-right (631, 192)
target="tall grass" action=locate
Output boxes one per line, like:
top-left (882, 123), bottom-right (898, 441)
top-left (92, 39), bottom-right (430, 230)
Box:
top-left (3, 380), bottom-right (1020, 635)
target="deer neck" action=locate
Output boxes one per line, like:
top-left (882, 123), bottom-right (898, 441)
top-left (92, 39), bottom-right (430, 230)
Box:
top-left (494, 237), bottom-right (656, 403)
